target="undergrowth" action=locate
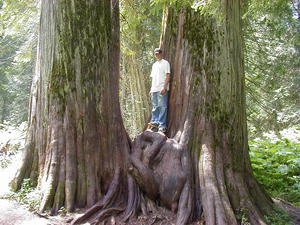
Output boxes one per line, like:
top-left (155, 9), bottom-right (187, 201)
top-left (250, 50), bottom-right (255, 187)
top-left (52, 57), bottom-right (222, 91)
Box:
top-left (264, 206), bottom-right (293, 225)
top-left (249, 138), bottom-right (300, 207)
top-left (1, 178), bottom-right (41, 212)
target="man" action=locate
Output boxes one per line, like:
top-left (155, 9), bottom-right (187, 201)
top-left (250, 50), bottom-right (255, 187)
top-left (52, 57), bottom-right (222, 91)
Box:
top-left (149, 48), bottom-right (171, 133)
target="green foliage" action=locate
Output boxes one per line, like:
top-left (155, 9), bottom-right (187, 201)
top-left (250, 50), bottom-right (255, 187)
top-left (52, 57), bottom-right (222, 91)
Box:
top-left (120, 0), bottom-right (160, 136)
top-left (249, 137), bottom-right (300, 206)
top-left (236, 208), bottom-right (251, 225)
top-left (0, 122), bottom-right (26, 168)
top-left (0, 0), bottom-right (38, 125)
top-left (149, 0), bottom-right (221, 18)
top-left (150, 0), bottom-right (192, 13)
top-left (2, 178), bottom-right (41, 212)
top-left (264, 206), bottom-right (292, 225)
top-left (245, 0), bottom-right (299, 137)
top-left (235, 207), bottom-right (291, 225)
top-left (120, 0), bottom-right (161, 55)
top-left (0, 142), bottom-right (19, 168)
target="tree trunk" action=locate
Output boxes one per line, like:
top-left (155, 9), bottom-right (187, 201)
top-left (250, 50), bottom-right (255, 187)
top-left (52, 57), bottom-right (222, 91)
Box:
top-left (11, 0), bottom-right (130, 215)
top-left (159, 2), bottom-right (275, 224)
top-left (294, 1), bottom-right (300, 105)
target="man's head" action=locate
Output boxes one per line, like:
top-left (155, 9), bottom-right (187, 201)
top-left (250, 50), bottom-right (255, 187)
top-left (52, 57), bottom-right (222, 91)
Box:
top-left (154, 48), bottom-right (162, 61)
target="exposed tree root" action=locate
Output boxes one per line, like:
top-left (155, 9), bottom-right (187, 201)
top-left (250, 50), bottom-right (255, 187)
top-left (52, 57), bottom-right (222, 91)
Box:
top-left (90, 207), bottom-right (125, 225)
top-left (121, 175), bottom-right (141, 222)
top-left (71, 130), bottom-right (195, 225)
top-left (71, 168), bottom-right (123, 225)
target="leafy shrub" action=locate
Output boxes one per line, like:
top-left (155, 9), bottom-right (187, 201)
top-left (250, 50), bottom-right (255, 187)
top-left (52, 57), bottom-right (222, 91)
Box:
top-left (236, 208), bottom-right (251, 225)
top-left (249, 138), bottom-right (300, 206)
top-left (0, 144), bottom-right (19, 168)
top-left (0, 122), bottom-right (26, 168)
top-left (2, 178), bottom-right (41, 212)
top-left (264, 206), bottom-right (292, 225)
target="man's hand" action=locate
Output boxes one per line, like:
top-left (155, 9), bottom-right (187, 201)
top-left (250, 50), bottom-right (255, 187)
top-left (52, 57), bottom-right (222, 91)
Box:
top-left (160, 88), bottom-right (167, 95)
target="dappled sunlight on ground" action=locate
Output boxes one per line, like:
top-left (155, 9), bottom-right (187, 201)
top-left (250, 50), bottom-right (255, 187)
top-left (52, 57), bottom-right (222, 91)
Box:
top-left (0, 199), bottom-right (49, 225)
top-left (254, 127), bottom-right (300, 143)
top-left (0, 151), bottom-right (23, 196)
top-left (0, 123), bottom-right (26, 196)
top-left (0, 123), bottom-right (53, 225)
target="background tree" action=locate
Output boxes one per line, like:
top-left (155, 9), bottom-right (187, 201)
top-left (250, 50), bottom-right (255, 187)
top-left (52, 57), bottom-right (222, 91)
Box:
top-left (0, 0), bottom-right (37, 125)
top-left (244, 0), bottom-right (299, 137)
top-left (119, 0), bottom-right (161, 136)
top-left (0, 35), bottom-right (18, 123)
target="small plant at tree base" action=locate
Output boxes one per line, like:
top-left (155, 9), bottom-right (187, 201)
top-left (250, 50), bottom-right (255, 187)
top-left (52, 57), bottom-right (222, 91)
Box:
top-left (236, 208), bottom-right (251, 225)
top-left (3, 178), bottom-right (41, 212)
top-left (264, 206), bottom-right (292, 225)
top-left (58, 206), bottom-right (68, 216)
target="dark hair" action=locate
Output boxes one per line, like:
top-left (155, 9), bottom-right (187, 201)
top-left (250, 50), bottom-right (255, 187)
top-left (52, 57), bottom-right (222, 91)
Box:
top-left (154, 48), bottom-right (162, 54)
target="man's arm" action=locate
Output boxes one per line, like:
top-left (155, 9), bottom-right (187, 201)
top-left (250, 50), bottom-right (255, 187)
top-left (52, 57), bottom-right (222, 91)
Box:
top-left (160, 73), bottom-right (170, 95)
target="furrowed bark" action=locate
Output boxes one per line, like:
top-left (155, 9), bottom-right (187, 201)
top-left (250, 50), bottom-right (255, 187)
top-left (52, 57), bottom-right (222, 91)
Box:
top-left (12, 0), bottom-right (130, 215)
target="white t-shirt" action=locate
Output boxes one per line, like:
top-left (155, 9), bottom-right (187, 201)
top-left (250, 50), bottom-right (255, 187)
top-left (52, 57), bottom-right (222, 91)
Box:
top-left (150, 59), bottom-right (170, 93)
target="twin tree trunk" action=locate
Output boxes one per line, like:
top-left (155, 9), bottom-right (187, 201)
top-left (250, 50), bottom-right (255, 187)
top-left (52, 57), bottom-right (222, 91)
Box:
top-left (12, 0), bottom-right (277, 225)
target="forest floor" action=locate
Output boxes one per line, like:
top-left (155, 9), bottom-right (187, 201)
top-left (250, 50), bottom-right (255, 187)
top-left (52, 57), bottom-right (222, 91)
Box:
top-left (0, 124), bottom-right (60, 225)
top-left (0, 156), bottom-right (74, 225)
top-left (0, 199), bottom-right (49, 225)
top-left (0, 151), bottom-right (62, 225)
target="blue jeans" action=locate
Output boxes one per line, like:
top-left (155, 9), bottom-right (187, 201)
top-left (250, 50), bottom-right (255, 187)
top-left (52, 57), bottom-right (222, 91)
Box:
top-left (151, 91), bottom-right (169, 128)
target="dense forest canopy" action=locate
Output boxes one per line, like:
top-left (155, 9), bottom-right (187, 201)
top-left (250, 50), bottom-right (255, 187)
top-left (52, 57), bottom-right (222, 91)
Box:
top-left (0, 0), bottom-right (299, 225)
top-left (0, 0), bottom-right (38, 124)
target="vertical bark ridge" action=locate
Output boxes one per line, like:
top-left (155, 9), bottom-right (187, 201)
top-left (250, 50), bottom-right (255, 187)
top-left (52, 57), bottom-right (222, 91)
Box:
top-left (40, 102), bottom-right (64, 212)
top-left (65, 103), bottom-right (77, 211)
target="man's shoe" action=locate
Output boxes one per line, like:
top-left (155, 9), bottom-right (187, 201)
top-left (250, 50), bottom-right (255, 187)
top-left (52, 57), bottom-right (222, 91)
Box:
top-left (148, 122), bottom-right (159, 128)
top-left (158, 127), bottom-right (167, 133)
top-left (148, 122), bottom-right (159, 132)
